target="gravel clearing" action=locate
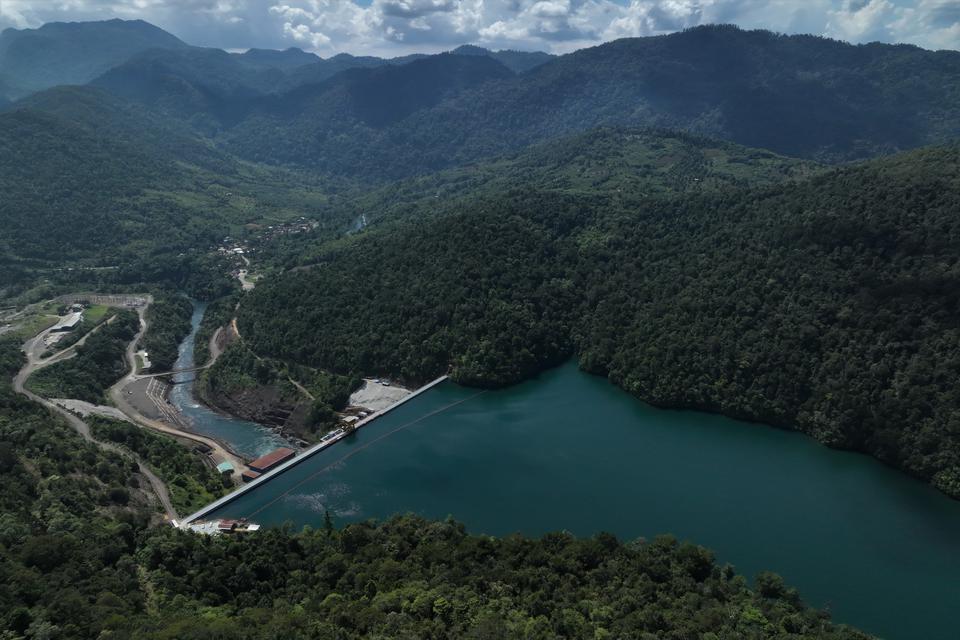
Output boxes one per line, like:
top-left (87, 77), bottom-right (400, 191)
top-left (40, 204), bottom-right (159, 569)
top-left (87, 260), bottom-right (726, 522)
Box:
top-left (349, 379), bottom-right (411, 411)
top-left (52, 399), bottom-right (132, 422)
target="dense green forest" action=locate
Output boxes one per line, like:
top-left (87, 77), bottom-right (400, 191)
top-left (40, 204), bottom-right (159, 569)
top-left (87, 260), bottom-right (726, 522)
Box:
top-left (0, 86), bottom-right (342, 298)
top-left (193, 294), bottom-right (239, 366)
top-left (89, 417), bottom-right (229, 513)
top-left (241, 127), bottom-right (812, 381)
top-left (239, 143), bottom-right (960, 497)
top-left (0, 336), bottom-right (158, 639)
top-left (142, 295), bottom-right (193, 371)
top-left (199, 340), bottom-right (358, 439)
top-left (286, 127), bottom-right (818, 258)
top-left (26, 309), bottom-right (139, 402)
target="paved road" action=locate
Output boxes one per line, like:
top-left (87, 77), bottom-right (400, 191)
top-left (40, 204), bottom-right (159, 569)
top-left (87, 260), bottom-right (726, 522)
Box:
top-left (12, 311), bottom-right (179, 521)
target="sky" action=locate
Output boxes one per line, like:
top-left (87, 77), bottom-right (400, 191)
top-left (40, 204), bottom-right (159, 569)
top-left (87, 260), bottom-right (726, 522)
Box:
top-left (0, 0), bottom-right (957, 57)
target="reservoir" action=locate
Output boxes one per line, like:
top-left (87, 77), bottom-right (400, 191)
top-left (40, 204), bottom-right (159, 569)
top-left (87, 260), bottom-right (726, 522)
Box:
top-left (167, 302), bottom-right (290, 459)
top-left (205, 362), bottom-right (960, 639)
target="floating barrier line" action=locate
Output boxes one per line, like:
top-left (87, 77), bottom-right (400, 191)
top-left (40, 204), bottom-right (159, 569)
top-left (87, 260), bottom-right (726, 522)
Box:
top-left (242, 390), bottom-right (488, 520)
top-left (179, 375), bottom-right (450, 525)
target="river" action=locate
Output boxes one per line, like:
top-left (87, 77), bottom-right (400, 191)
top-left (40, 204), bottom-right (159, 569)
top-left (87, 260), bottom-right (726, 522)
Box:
top-left (167, 302), bottom-right (291, 459)
top-left (201, 361), bottom-right (960, 640)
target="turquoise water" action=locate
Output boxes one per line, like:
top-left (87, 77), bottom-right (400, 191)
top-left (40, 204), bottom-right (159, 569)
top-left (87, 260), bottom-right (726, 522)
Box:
top-left (167, 302), bottom-right (290, 459)
top-left (207, 362), bottom-right (960, 639)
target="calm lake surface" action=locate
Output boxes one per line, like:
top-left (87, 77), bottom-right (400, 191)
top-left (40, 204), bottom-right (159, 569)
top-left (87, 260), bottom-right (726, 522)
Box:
top-left (168, 302), bottom-right (290, 459)
top-left (206, 361), bottom-right (960, 639)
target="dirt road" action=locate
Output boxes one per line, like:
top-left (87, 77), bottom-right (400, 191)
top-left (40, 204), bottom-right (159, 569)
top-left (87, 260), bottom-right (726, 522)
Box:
top-left (12, 327), bottom-right (179, 521)
top-left (108, 303), bottom-right (247, 475)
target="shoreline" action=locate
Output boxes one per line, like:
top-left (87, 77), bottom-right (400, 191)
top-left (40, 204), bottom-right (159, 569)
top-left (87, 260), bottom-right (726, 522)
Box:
top-left (178, 374), bottom-right (449, 526)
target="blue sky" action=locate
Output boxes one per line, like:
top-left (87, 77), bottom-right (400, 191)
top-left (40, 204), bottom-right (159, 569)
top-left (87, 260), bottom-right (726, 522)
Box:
top-left (1, 1), bottom-right (957, 56)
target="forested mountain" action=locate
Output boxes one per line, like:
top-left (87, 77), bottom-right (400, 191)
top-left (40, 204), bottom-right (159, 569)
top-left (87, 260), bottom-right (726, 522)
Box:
top-left (0, 85), bottom-right (336, 298)
top-left (451, 44), bottom-right (555, 72)
top-left (276, 51), bottom-right (430, 90)
top-left (238, 140), bottom-right (960, 499)
top-left (0, 78), bottom-right (11, 107)
top-left (14, 86), bottom-right (228, 169)
top-left (241, 128), bottom-right (811, 378)
top-left (234, 47), bottom-right (321, 70)
top-left (310, 127), bottom-right (818, 230)
top-left (212, 26), bottom-right (959, 178)
top-left (0, 19), bottom-right (187, 100)
top-left (223, 54), bottom-right (516, 173)
top-left (388, 26), bottom-right (960, 169)
top-left (91, 47), bottom-right (292, 127)
top-left (45, 22), bottom-right (955, 182)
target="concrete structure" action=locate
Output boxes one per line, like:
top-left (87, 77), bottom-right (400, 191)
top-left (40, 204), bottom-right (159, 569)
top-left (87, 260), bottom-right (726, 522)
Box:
top-left (178, 375), bottom-right (450, 527)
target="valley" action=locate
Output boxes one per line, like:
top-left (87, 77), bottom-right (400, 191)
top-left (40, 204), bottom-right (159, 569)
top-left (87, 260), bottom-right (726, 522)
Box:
top-left (1, 13), bottom-right (959, 640)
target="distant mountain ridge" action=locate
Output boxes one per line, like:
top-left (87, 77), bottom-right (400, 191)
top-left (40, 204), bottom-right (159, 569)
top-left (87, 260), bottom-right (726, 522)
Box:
top-left (400, 25), bottom-right (960, 166)
top-left (0, 18), bottom-right (554, 105)
top-left (451, 44), bottom-right (555, 72)
top-left (67, 22), bottom-right (960, 179)
top-left (0, 19), bottom-right (188, 99)
top-left (234, 47), bottom-right (321, 70)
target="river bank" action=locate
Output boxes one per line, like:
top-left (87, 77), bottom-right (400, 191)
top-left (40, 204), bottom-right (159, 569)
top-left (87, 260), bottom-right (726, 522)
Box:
top-left (165, 302), bottom-right (292, 459)
top-left (107, 301), bottom-right (248, 474)
top-left (180, 374), bottom-right (448, 525)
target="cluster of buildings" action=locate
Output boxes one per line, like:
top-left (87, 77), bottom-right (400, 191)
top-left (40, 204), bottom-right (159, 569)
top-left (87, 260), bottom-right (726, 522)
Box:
top-left (256, 217), bottom-right (319, 240)
top-left (180, 519), bottom-right (261, 535)
top-left (216, 241), bottom-right (249, 258)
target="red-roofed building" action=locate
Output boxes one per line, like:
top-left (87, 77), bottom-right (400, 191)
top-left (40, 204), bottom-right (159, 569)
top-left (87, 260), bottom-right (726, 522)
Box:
top-left (218, 519), bottom-right (239, 533)
top-left (248, 447), bottom-right (295, 473)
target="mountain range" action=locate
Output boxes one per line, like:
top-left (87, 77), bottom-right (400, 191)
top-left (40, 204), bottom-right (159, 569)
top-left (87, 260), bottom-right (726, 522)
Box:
top-left (3, 20), bottom-right (959, 178)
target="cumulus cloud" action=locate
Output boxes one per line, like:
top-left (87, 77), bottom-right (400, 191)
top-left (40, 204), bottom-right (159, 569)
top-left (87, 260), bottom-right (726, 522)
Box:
top-left (0, 0), bottom-right (957, 55)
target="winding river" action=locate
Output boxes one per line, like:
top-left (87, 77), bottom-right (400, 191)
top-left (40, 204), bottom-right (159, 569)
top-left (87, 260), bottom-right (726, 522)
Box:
top-left (200, 361), bottom-right (960, 640)
top-left (167, 302), bottom-right (291, 459)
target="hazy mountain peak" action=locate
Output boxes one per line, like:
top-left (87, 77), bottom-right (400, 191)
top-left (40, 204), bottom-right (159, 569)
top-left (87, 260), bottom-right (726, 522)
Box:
top-left (237, 46), bottom-right (321, 70)
top-left (450, 43), bottom-right (554, 73)
top-left (452, 44), bottom-right (491, 56)
top-left (0, 18), bottom-right (187, 99)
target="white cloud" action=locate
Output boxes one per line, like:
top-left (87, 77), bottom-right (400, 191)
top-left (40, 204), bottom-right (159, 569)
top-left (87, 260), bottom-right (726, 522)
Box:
top-left (0, 0), bottom-right (957, 55)
top-left (825, 0), bottom-right (897, 43)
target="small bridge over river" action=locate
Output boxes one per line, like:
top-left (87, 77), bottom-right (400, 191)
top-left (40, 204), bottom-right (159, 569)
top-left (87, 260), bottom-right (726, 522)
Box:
top-left (137, 364), bottom-right (211, 381)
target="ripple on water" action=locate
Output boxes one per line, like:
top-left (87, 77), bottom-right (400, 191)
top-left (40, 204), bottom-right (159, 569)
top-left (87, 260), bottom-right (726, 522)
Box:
top-left (285, 483), bottom-right (361, 518)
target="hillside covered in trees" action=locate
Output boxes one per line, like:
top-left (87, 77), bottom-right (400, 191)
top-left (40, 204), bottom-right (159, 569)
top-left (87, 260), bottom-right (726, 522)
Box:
top-left (239, 140), bottom-right (960, 498)
top-left (83, 24), bottom-right (960, 179)
top-left (0, 85), bottom-right (342, 300)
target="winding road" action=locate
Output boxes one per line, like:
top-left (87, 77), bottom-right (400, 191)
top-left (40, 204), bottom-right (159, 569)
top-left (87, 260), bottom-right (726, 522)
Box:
top-left (12, 295), bottom-right (247, 522)
top-left (12, 303), bottom-right (179, 521)
top-left (107, 304), bottom-right (247, 475)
